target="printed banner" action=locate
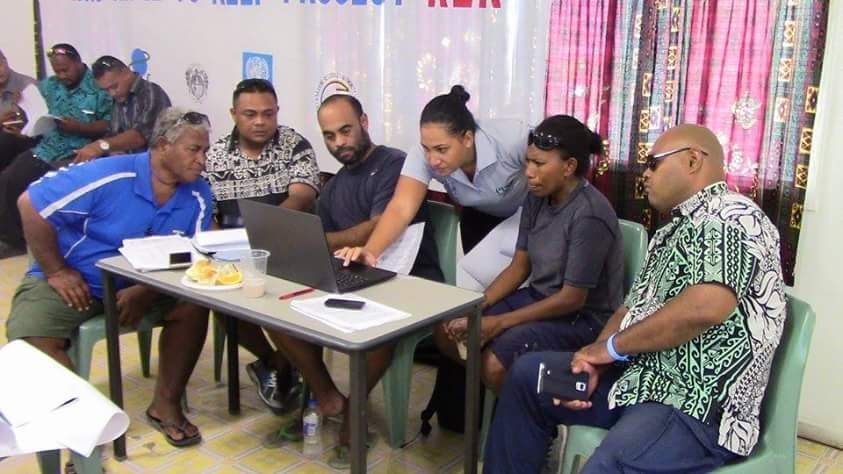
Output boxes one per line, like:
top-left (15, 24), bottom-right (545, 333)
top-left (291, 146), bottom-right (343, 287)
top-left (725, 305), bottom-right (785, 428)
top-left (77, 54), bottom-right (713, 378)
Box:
top-left (41, 0), bottom-right (551, 173)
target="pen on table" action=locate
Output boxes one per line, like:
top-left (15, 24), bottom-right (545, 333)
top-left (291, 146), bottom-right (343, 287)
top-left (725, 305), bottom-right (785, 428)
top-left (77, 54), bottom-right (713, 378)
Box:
top-left (278, 288), bottom-right (315, 300)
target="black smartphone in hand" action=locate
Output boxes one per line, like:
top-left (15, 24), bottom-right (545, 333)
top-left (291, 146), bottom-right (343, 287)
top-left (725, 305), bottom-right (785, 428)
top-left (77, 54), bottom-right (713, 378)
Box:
top-left (324, 298), bottom-right (366, 310)
top-left (537, 361), bottom-right (589, 401)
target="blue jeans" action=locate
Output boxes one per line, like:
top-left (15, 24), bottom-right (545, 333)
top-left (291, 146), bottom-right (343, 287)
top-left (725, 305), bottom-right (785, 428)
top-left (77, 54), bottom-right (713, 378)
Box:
top-left (483, 352), bottom-right (738, 474)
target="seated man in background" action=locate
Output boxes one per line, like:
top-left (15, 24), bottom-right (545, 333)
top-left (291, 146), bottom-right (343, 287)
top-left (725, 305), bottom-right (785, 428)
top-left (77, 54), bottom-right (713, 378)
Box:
top-left (77, 55), bottom-right (171, 163)
top-left (270, 93), bottom-right (443, 467)
top-left (0, 47), bottom-right (37, 173)
top-left (0, 44), bottom-right (111, 258)
top-left (483, 124), bottom-right (786, 474)
top-left (203, 78), bottom-right (319, 413)
top-left (6, 107), bottom-right (213, 447)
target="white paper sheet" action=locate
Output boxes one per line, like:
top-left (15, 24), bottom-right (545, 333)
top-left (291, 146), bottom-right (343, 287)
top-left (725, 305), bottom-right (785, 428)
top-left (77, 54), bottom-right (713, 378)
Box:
top-left (192, 228), bottom-right (250, 253)
top-left (118, 234), bottom-right (193, 271)
top-left (0, 341), bottom-right (129, 457)
top-left (377, 222), bottom-right (424, 275)
top-left (290, 293), bottom-right (411, 333)
top-left (456, 208), bottom-right (522, 290)
top-left (18, 85), bottom-right (56, 137)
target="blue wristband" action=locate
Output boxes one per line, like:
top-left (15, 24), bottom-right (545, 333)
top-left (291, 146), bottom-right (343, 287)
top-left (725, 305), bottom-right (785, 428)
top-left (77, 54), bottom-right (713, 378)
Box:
top-left (606, 333), bottom-right (630, 362)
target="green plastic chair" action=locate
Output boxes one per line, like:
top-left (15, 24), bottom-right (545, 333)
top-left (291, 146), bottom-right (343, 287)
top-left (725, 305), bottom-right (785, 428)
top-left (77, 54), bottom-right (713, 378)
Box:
top-left (479, 219), bottom-right (649, 457)
top-left (558, 295), bottom-right (816, 474)
top-left (381, 200), bottom-right (460, 447)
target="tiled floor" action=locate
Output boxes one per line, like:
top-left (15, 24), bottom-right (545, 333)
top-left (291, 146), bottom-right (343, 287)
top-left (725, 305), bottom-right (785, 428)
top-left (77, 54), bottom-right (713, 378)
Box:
top-left (0, 253), bottom-right (841, 473)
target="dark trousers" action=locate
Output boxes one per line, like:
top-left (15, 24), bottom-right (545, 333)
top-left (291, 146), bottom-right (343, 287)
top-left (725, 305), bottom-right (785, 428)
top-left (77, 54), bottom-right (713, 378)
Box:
top-left (0, 151), bottom-right (70, 246)
top-left (483, 352), bottom-right (738, 474)
top-left (0, 131), bottom-right (37, 175)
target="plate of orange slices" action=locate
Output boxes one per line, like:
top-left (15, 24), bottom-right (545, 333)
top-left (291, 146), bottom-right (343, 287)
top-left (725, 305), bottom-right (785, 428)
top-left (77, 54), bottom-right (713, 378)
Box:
top-left (181, 259), bottom-right (244, 291)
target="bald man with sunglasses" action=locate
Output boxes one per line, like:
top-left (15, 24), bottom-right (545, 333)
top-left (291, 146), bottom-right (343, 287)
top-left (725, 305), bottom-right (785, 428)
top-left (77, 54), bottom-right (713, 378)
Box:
top-left (483, 124), bottom-right (786, 474)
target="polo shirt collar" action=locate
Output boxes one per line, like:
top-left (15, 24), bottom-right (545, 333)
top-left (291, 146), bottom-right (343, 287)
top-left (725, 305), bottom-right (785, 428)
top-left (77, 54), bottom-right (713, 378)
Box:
top-left (673, 181), bottom-right (728, 219)
top-left (473, 126), bottom-right (496, 172)
top-left (133, 152), bottom-right (192, 211)
top-left (226, 125), bottom-right (280, 154)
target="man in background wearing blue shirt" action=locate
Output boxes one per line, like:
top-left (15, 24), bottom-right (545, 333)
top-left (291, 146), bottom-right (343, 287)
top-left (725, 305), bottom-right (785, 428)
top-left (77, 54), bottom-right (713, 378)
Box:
top-left (0, 43), bottom-right (112, 258)
top-left (5, 107), bottom-right (213, 447)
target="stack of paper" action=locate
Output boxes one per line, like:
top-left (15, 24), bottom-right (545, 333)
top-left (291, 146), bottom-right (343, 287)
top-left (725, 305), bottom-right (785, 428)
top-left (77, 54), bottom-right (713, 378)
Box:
top-left (118, 234), bottom-right (193, 271)
top-left (290, 294), bottom-right (410, 333)
top-left (18, 85), bottom-right (57, 137)
top-left (0, 341), bottom-right (129, 457)
top-left (192, 228), bottom-right (250, 255)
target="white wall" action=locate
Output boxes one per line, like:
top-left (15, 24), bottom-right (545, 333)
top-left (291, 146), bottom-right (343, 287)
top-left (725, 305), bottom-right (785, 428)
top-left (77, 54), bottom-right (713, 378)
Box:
top-left (790, 0), bottom-right (843, 449)
top-left (1, 2), bottom-right (36, 77)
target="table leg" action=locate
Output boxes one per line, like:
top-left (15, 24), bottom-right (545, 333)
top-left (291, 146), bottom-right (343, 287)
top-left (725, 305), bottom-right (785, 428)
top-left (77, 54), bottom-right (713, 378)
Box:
top-left (226, 315), bottom-right (240, 415)
top-left (349, 350), bottom-right (368, 473)
top-left (102, 271), bottom-right (126, 460)
top-left (464, 304), bottom-right (482, 473)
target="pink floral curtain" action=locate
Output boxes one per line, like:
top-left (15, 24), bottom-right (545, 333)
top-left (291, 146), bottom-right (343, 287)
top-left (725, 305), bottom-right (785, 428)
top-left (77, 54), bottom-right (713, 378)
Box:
top-left (544, 0), bottom-right (829, 284)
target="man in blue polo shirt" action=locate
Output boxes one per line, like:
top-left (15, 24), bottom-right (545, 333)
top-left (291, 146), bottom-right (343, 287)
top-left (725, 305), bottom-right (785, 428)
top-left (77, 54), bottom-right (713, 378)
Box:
top-left (6, 107), bottom-right (213, 448)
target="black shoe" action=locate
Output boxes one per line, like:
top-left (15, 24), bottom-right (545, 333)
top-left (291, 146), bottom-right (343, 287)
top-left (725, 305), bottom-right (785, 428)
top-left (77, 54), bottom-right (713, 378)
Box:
top-left (0, 240), bottom-right (25, 259)
top-left (246, 360), bottom-right (303, 415)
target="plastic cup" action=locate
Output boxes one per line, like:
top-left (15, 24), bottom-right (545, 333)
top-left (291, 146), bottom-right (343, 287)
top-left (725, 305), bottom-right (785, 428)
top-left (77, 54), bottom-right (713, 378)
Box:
top-left (242, 277), bottom-right (266, 298)
top-left (241, 249), bottom-right (270, 277)
top-left (239, 249), bottom-right (269, 297)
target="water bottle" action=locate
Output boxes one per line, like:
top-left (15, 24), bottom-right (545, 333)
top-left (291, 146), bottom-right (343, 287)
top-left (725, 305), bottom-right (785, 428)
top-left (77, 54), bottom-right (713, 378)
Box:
top-left (302, 399), bottom-right (321, 445)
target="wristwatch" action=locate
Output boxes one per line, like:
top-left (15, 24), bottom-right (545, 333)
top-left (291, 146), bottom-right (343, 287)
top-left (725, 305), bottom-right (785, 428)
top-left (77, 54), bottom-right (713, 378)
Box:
top-left (98, 140), bottom-right (111, 153)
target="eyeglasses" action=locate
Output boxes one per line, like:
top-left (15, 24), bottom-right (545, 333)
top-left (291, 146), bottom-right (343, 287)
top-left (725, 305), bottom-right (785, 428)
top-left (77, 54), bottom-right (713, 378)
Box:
top-left (175, 111), bottom-right (210, 127)
top-left (92, 57), bottom-right (117, 76)
top-left (528, 130), bottom-right (563, 151)
top-left (645, 147), bottom-right (709, 171)
top-left (47, 46), bottom-right (79, 59)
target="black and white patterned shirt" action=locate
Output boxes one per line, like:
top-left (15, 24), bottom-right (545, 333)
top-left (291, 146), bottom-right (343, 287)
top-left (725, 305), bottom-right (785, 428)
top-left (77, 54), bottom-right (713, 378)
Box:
top-left (204, 125), bottom-right (320, 227)
top-left (609, 181), bottom-right (786, 456)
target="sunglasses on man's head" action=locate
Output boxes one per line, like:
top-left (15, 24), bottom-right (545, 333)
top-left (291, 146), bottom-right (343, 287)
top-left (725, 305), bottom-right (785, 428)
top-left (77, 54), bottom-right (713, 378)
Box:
top-left (528, 130), bottom-right (564, 151)
top-left (92, 58), bottom-right (116, 71)
top-left (176, 111), bottom-right (210, 127)
top-left (645, 147), bottom-right (709, 171)
top-left (47, 47), bottom-right (78, 59)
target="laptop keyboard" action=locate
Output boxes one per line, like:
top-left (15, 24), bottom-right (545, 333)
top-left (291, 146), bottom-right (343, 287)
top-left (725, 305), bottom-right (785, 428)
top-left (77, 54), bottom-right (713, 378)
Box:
top-left (332, 259), bottom-right (370, 292)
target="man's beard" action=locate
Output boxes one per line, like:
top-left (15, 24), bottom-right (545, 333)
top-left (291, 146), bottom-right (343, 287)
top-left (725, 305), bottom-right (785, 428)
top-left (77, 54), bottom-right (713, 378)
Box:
top-left (333, 132), bottom-right (372, 167)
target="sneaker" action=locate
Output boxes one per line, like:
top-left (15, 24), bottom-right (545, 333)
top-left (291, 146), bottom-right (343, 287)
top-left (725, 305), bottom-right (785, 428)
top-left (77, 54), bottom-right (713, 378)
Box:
top-left (246, 360), bottom-right (303, 415)
top-left (246, 359), bottom-right (284, 413)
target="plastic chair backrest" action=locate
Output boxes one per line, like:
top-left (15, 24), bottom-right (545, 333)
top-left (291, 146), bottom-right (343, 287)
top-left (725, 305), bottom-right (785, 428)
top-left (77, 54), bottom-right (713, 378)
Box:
top-left (427, 201), bottom-right (459, 285)
top-left (755, 295), bottom-right (815, 463)
top-left (619, 219), bottom-right (648, 294)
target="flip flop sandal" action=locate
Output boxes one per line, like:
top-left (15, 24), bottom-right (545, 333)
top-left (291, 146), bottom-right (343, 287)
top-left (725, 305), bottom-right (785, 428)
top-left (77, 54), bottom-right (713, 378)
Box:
top-left (327, 432), bottom-right (378, 470)
top-left (146, 410), bottom-right (202, 447)
top-left (276, 411), bottom-right (346, 443)
top-left (276, 419), bottom-right (304, 442)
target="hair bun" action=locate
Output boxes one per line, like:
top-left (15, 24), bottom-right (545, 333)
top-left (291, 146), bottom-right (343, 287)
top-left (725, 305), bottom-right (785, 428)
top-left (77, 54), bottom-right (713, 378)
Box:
top-left (588, 130), bottom-right (604, 155)
top-left (449, 85), bottom-right (471, 104)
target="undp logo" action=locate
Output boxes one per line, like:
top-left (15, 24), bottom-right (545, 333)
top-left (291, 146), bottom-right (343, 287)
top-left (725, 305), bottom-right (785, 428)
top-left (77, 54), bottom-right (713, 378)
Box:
top-left (242, 52), bottom-right (273, 83)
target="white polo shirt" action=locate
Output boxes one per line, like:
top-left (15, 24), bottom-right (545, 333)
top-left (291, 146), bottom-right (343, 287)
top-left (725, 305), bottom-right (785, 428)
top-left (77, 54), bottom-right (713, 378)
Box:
top-left (401, 118), bottom-right (528, 218)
